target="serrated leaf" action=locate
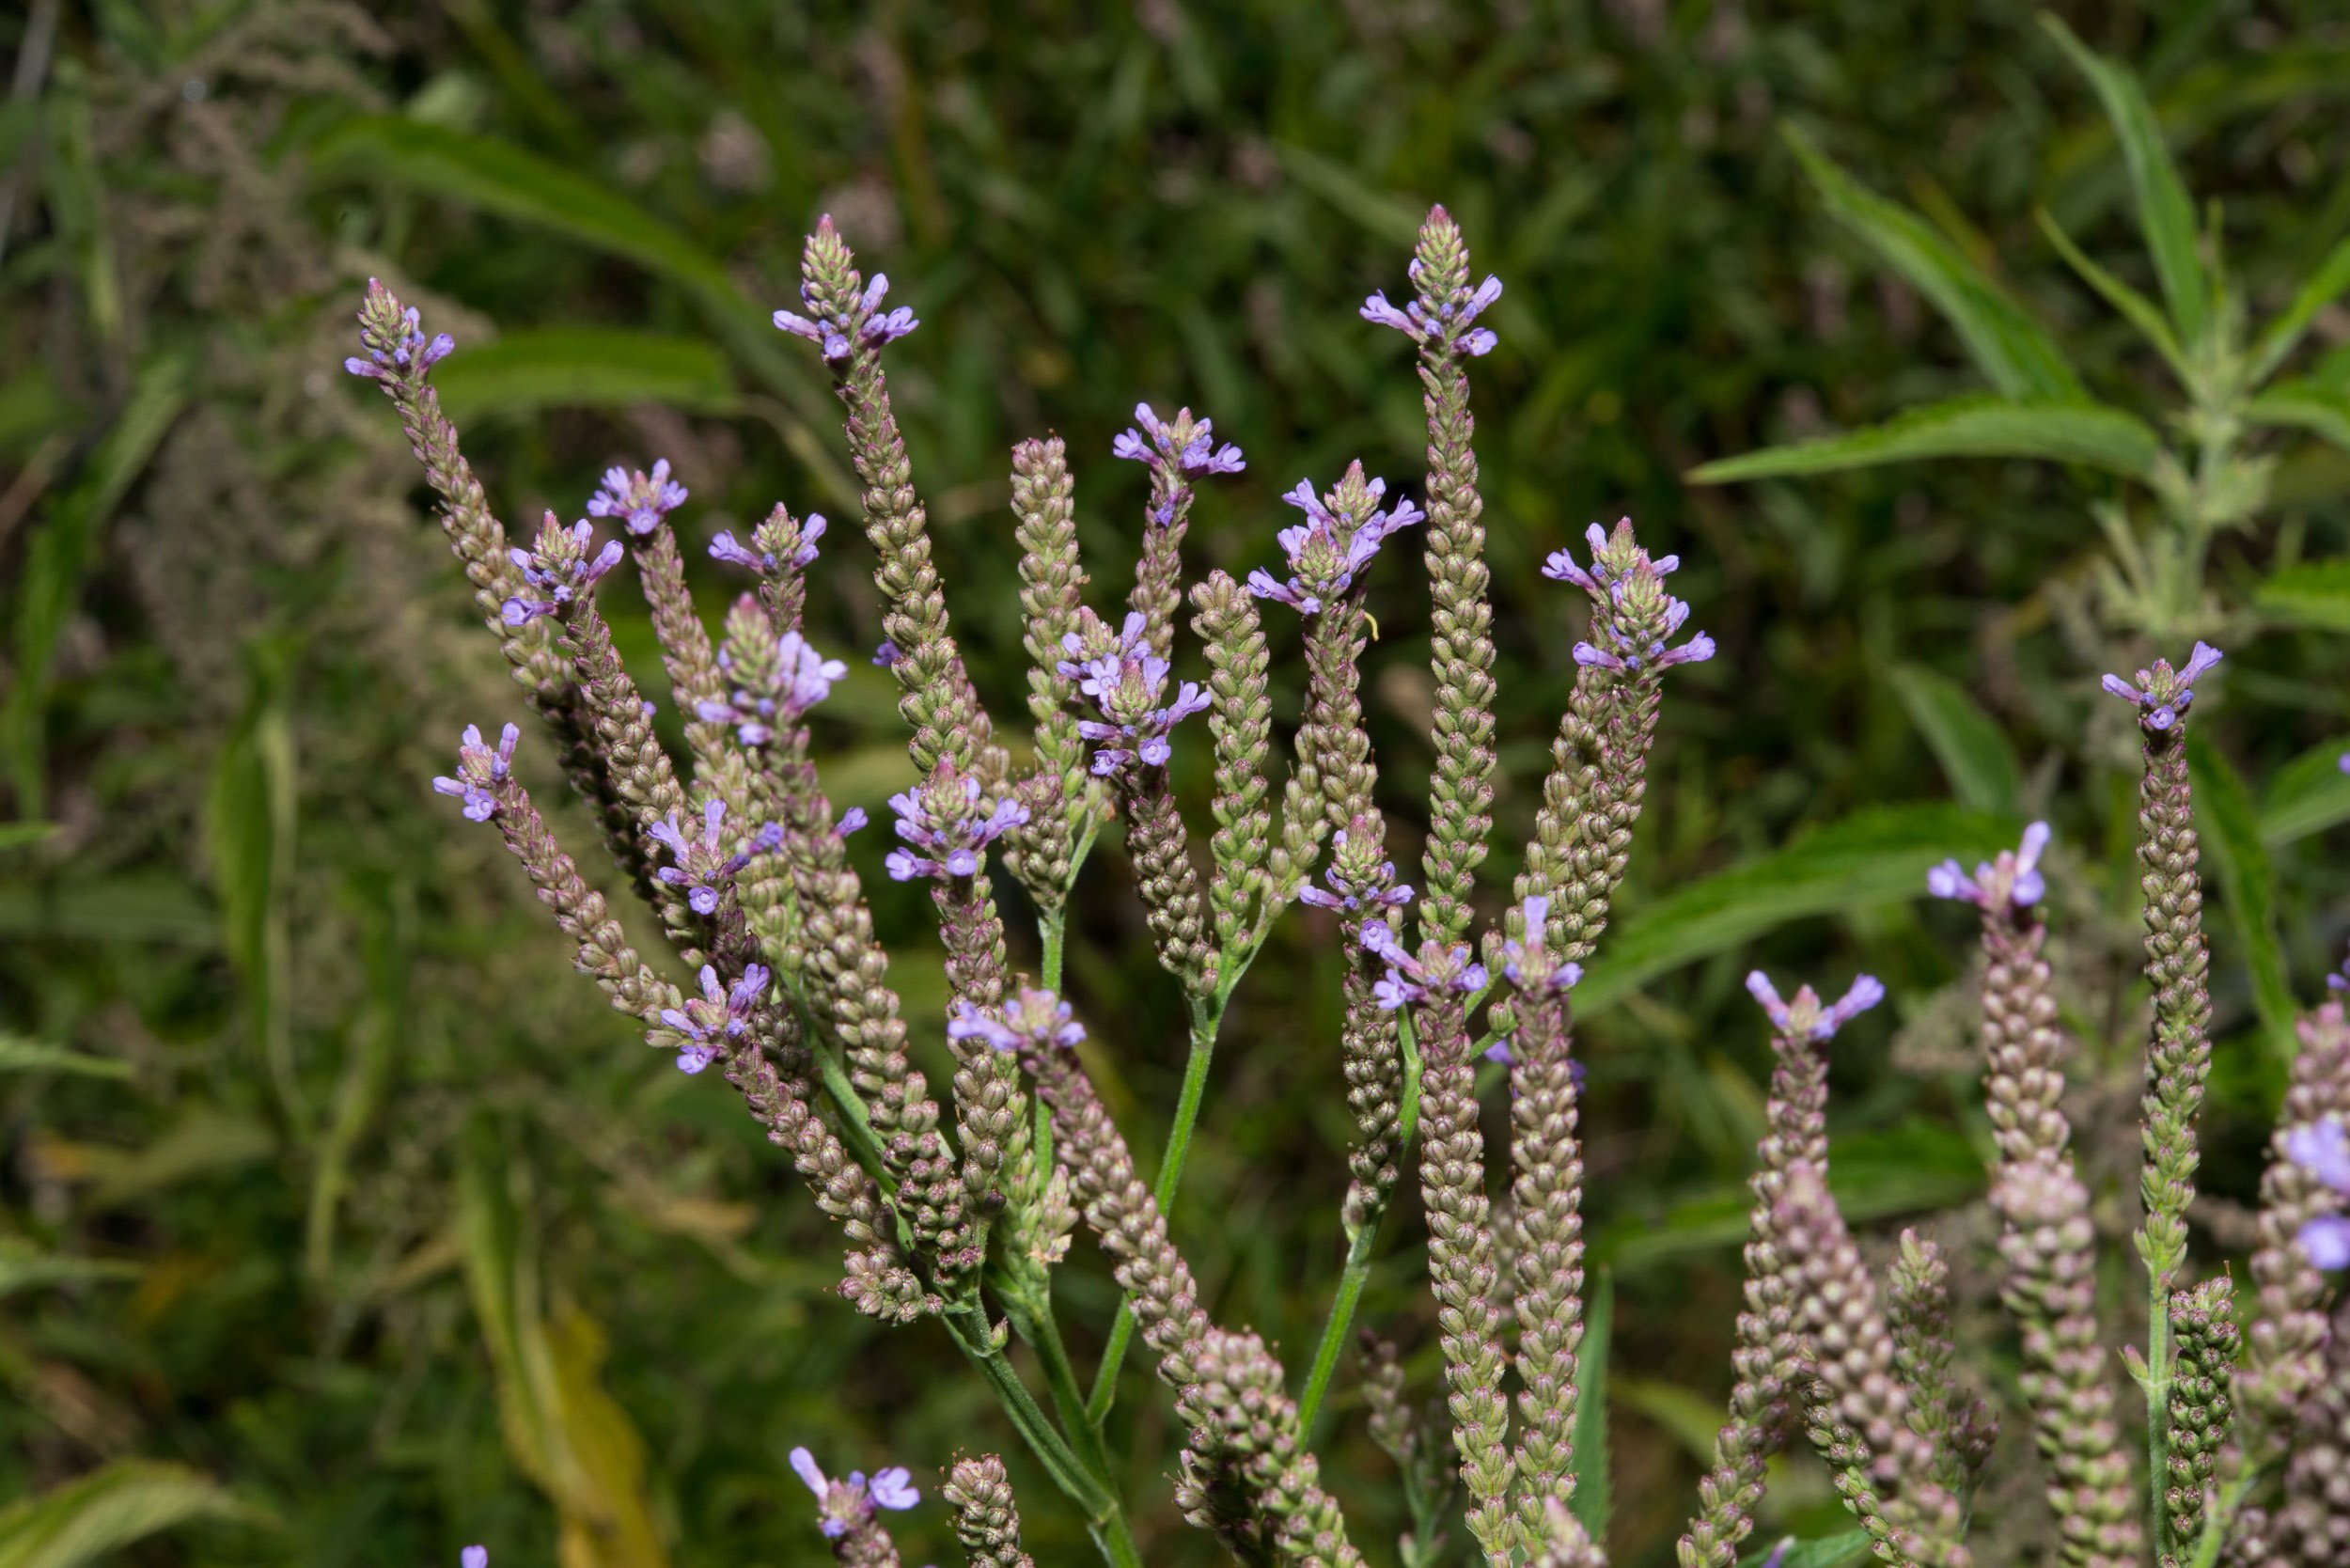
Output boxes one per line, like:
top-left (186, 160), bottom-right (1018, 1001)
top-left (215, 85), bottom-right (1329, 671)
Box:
top-left (0, 1460), bottom-right (247, 1568)
top-left (2247, 379), bottom-right (2350, 455)
top-left (2258, 737), bottom-right (2350, 847)
top-left (1739, 1531), bottom-right (1873, 1568)
top-left (2190, 733), bottom-right (2296, 1070)
top-left (2249, 233), bottom-right (2350, 385)
top-left (1783, 126), bottom-right (2081, 401)
top-left (1888, 665), bottom-right (2022, 815)
top-left (2044, 17), bottom-right (2208, 347)
top-left (1580, 805), bottom-right (2019, 1012)
top-left (2252, 557), bottom-right (2350, 631)
top-left (1689, 396), bottom-right (2158, 485)
top-left (0, 1034), bottom-right (130, 1078)
top-left (0, 1236), bottom-right (141, 1299)
top-left (1573, 1268), bottom-right (1612, 1542)
top-left (431, 328), bottom-right (737, 421)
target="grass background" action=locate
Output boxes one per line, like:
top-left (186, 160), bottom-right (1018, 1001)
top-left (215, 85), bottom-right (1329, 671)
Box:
top-left (5, 1), bottom-right (2350, 1562)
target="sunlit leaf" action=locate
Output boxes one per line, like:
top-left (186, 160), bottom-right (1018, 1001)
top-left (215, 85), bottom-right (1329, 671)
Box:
top-left (1689, 396), bottom-right (2157, 485)
top-left (1888, 665), bottom-right (2022, 815)
top-left (0, 1460), bottom-right (248, 1568)
top-left (2258, 737), bottom-right (2350, 846)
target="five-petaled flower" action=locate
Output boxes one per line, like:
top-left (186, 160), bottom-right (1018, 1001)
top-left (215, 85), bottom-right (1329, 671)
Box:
top-left (1495, 895), bottom-right (1583, 995)
top-left (650, 799), bottom-right (757, 917)
top-left (775, 271), bottom-right (917, 363)
top-left (1361, 920), bottom-right (1488, 1011)
top-left (790, 1447), bottom-right (919, 1540)
top-left (948, 985), bottom-right (1088, 1056)
top-left (1747, 970), bottom-right (1886, 1042)
top-left (587, 460), bottom-right (689, 537)
top-left (1056, 610), bottom-right (1211, 775)
top-left (1247, 464), bottom-right (1423, 617)
top-left (501, 516), bottom-right (624, 626)
top-left (2102, 641), bottom-right (2223, 733)
top-left (344, 288), bottom-right (454, 381)
top-left (884, 763), bottom-right (1030, 881)
top-left (1111, 401), bottom-right (1246, 478)
top-left (1928, 822), bottom-right (2050, 911)
top-left (1361, 270), bottom-right (1502, 357)
top-left (2287, 1117), bottom-right (2350, 1270)
top-left (431, 722), bottom-right (520, 823)
top-left (658, 963), bottom-right (769, 1074)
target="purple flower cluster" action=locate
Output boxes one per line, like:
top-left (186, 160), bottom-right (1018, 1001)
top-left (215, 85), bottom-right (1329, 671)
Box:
top-left (790, 1447), bottom-right (919, 1539)
top-left (650, 799), bottom-right (765, 916)
top-left (501, 517), bottom-right (624, 626)
top-left (1297, 828), bottom-right (1416, 916)
top-left (1361, 271), bottom-right (1502, 357)
top-left (884, 766), bottom-right (1029, 881)
top-left (1928, 822), bottom-right (2050, 910)
top-left (342, 293), bottom-right (453, 382)
top-left (2288, 1117), bottom-right (2350, 1269)
top-left (1246, 469), bottom-right (1423, 617)
top-left (711, 513), bottom-right (824, 574)
top-left (947, 985), bottom-right (1088, 1055)
top-left (1543, 521), bottom-right (1715, 673)
top-left (431, 722), bottom-right (519, 823)
top-left (658, 963), bottom-right (770, 1074)
top-left (775, 272), bottom-right (917, 362)
top-left (587, 460), bottom-right (689, 537)
top-left (1057, 610), bottom-right (1210, 775)
top-left (1495, 895), bottom-right (1583, 996)
top-left (1746, 969), bottom-right (1886, 1042)
top-left (1111, 402), bottom-right (1246, 480)
top-left (697, 628), bottom-right (848, 747)
top-left (2102, 641), bottom-right (2222, 732)
top-left (1361, 921), bottom-right (1488, 1011)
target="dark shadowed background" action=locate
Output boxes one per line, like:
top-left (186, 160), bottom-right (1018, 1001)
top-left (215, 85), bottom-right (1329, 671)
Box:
top-left (5, 2), bottom-right (2350, 1563)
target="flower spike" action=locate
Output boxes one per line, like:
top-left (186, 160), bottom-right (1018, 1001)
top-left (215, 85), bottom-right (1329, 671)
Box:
top-left (2102, 640), bottom-right (2222, 732)
top-left (1246, 462), bottom-right (1423, 618)
top-left (1927, 821), bottom-right (2050, 910)
top-left (431, 723), bottom-right (521, 823)
top-left (1746, 969), bottom-right (1885, 1041)
top-left (587, 460), bottom-right (689, 537)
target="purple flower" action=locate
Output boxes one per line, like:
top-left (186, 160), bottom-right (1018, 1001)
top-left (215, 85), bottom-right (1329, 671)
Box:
top-left (1495, 894), bottom-right (1584, 995)
top-left (1927, 821), bottom-right (2049, 911)
top-left (344, 292), bottom-right (454, 382)
top-left (1056, 609), bottom-right (1210, 776)
top-left (697, 628), bottom-right (848, 746)
top-left (790, 1447), bottom-right (918, 1540)
top-left (586, 460), bottom-right (689, 537)
top-left (461, 1550), bottom-right (488, 1568)
top-left (2102, 641), bottom-right (2222, 732)
top-left (650, 799), bottom-right (755, 917)
top-left (431, 722), bottom-right (520, 823)
top-left (776, 271), bottom-right (917, 363)
top-left (884, 763), bottom-right (1029, 881)
top-left (656, 963), bottom-right (768, 1073)
top-left (1361, 921), bottom-right (1488, 1011)
top-left (1297, 866), bottom-right (1415, 916)
top-left (1746, 969), bottom-right (1886, 1042)
top-left (2290, 1118), bottom-right (2350, 1269)
top-left (500, 516), bottom-right (625, 625)
top-left (948, 985), bottom-right (1087, 1055)
top-left (872, 639), bottom-right (902, 668)
top-left (1247, 463), bottom-right (1423, 618)
top-left (711, 512), bottom-right (823, 574)
top-left (1112, 402), bottom-right (1246, 478)
top-left (838, 806), bottom-right (869, 837)
top-left (1549, 520), bottom-right (1710, 673)
top-left (1359, 271), bottom-right (1503, 355)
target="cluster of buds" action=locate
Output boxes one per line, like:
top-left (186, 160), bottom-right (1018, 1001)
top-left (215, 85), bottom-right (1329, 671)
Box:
top-left (1361, 271), bottom-right (1502, 357)
top-left (648, 799), bottom-right (768, 916)
top-left (774, 269), bottom-right (918, 361)
top-left (1361, 921), bottom-right (1488, 1011)
top-left (885, 763), bottom-right (1029, 882)
top-left (1745, 970), bottom-right (1886, 1041)
top-left (1543, 520), bottom-right (1716, 674)
top-left (1111, 401), bottom-right (1246, 493)
top-left (696, 607), bottom-right (849, 747)
top-left (711, 510), bottom-right (825, 575)
top-left (1056, 608), bottom-right (1210, 774)
top-left (341, 291), bottom-right (452, 381)
top-left (1493, 893), bottom-right (1583, 996)
top-left (500, 516), bottom-right (623, 626)
top-left (2101, 640), bottom-right (2222, 731)
top-left (587, 460), bottom-right (689, 536)
top-left (1297, 826), bottom-right (1415, 916)
top-left (431, 722), bottom-right (518, 823)
top-left (1927, 821), bottom-right (2049, 909)
top-left (654, 964), bottom-right (771, 1074)
top-left (1246, 464), bottom-right (1423, 616)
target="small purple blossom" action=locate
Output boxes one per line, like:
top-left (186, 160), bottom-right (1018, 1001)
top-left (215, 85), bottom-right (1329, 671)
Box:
top-left (2289, 1117), bottom-right (2350, 1270)
top-left (1746, 969), bottom-right (1886, 1043)
top-left (711, 513), bottom-right (823, 573)
top-left (872, 639), bottom-right (902, 668)
top-left (431, 722), bottom-right (520, 823)
top-left (948, 985), bottom-right (1087, 1056)
top-left (1112, 401), bottom-right (1246, 478)
top-left (344, 291), bottom-right (454, 381)
top-left (650, 799), bottom-right (755, 917)
top-left (2102, 640), bottom-right (2222, 732)
top-left (1549, 520), bottom-right (1711, 673)
top-left (586, 460), bottom-right (689, 537)
top-left (461, 1549), bottom-right (488, 1568)
top-left (1361, 921), bottom-right (1488, 1011)
top-left (1056, 609), bottom-right (1209, 775)
top-left (1495, 894), bottom-right (1584, 995)
top-left (1247, 465), bottom-right (1423, 617)
top-left (775, 270), bottom-right (916, 363)
top-left (1928, 821), bottom-right (2050, 911)
top-left (838, 806), bottom-right (869, 837)
top-left (884, 764), bottom-right (1029, 881)
top-left (790, 1446), bottom-right (919, 1540)
top-left (657, 963), bottom-right (769, 1073)
top-left (697, 628), bottom-right (848, 745)
top-left (500, 517), bottom-right (624, 626)
top-left (1360, 272), bottom-right (1503, 356)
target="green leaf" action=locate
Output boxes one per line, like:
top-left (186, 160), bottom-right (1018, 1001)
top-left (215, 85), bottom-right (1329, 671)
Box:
top-left (0, 1236), bottom-right (141, 1299)
top-left (1888, 665), bottom-right (2023, 815)
top-left (205, 654), bottom-right (300, 1125)
top-left (0, 1034), bottom-right (130, 1079)
top-left (2247, 379), bottom-right (2350, 455)
top-left (2248, 233), bottom-right (2350, 385)
top-left (0, 872), bottom-right (216, 945)
top-left (1783, 126), bottom-right (2081, 401)
top-left (2036, 207), bottom-right (2186, 376)
top-left (0, 1460), bottom-right (248, 1568)
top-left (2252, 557), bottom-right (2350, 631)
top-left (2044, 16), bottom-right (2209, 348)
top-left (431, 328), bottom-right (737, 421)
top-left (2189, 731), bottom-right (2296, 1070)
top-left (1688, 396), bottom-right (2159, 485)
top-left (0, 822), bottom-right (57, 852)
top-left (1581, 805), bottom-right (2019, 1013)
top-left (2258, 737), bottom-right (2350, 847)
top-left (83, 1109), bottom-right (276, 1210)
top-left (1739, 1531), bottom-right (1874, 1568)
top-left (1572, 1268), bottom-right (1612, 1542)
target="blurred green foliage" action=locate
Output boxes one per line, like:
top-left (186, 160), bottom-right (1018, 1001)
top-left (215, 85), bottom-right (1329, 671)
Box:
top-left (3, 1), bottom-right (2349, 1563)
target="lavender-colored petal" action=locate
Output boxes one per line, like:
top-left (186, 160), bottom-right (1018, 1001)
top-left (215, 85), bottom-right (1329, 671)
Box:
top-left (2287, 1119), bottom-right (2350, 1194)
top-left (1542, 550), bottom-right (1599, 592)
top-left (774, 310), bottom-right (825, 343)
top-left (869, 1467), bottom-right (919, 1510)
top-left (1462, 328), bottom-right (1498, 356)
top-left (837, 807), bottom-right (869, 837)
top-left (1483, 1040), bottom-right (1514, 1065)
top-left (1572, 642), bottom-right (1626, 671)
top-left (1745, 969), bottom-right (1788, 1026)
top-left (462, 1548), bottom-right (489, 1568)
top-left (2178, 640), bottom-right (2225, 684)
top-left (2101, 672), bottom-right (2143, 703)
top-left (1360, 290), bottom-right (1419, 336)
top-left (2299, 1214), bottom-right (2350, 1271)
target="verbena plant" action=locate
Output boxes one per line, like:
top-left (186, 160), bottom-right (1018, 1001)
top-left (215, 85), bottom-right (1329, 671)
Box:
top-left (352, 160), bottom-right (2350, 1565)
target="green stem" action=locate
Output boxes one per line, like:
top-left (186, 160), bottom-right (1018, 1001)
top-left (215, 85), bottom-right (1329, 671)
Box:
top-left (1086, 992), bottom-right (1223, 1424)
top-left (2185, 1466), bottom-right (2260, 1568)
top-left (1041, 907), bottom-right (1067, 994)
top-left (2143, 1296), bottom-right (2175, 1562)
